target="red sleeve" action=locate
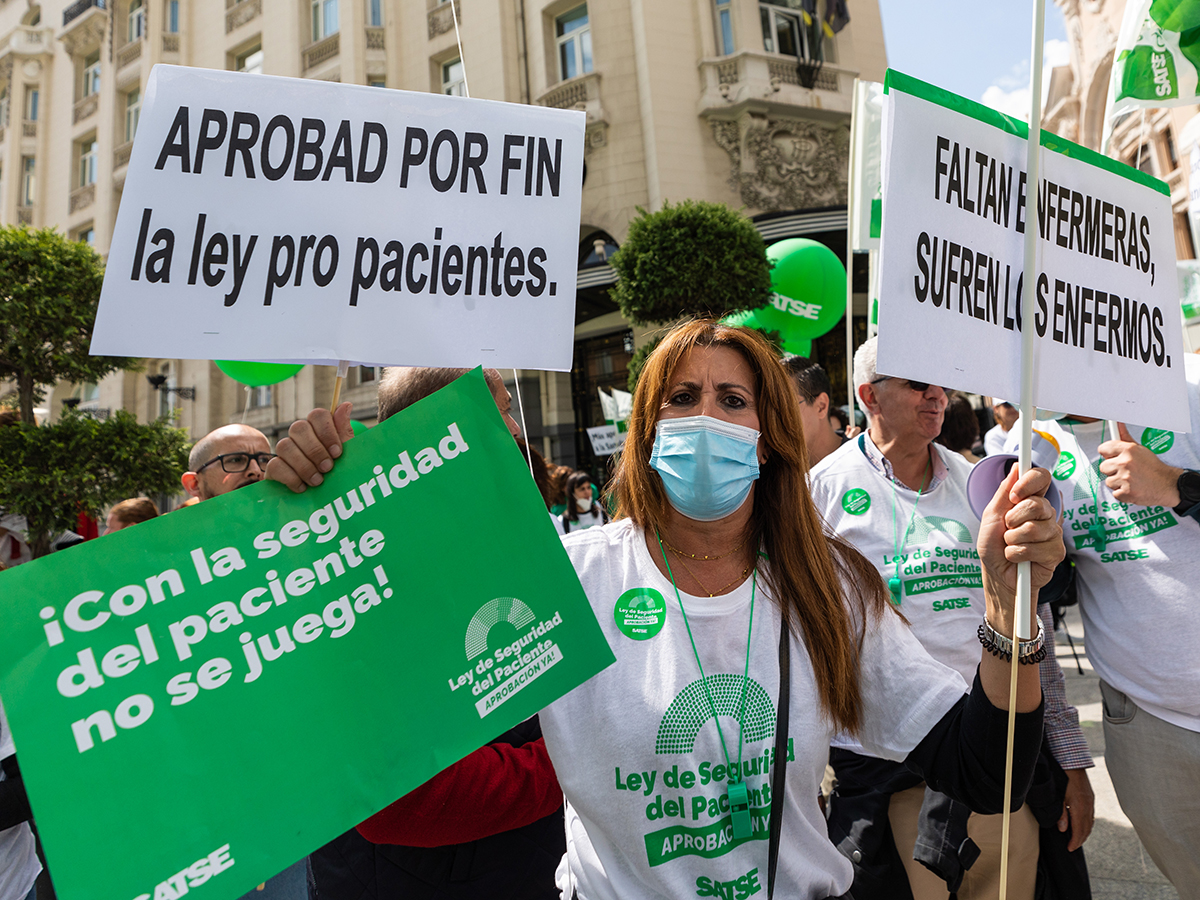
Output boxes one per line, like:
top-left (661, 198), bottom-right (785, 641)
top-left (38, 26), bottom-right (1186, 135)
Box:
top-left (355, 738), bottom-right (562, 847)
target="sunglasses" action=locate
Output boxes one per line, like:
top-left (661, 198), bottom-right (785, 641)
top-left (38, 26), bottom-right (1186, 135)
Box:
top-left (870, 377), bottom-right (935, 392)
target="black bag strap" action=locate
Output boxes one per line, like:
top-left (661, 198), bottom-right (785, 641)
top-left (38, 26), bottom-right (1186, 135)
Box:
top-left (768, 621), bottom-right (790, 899)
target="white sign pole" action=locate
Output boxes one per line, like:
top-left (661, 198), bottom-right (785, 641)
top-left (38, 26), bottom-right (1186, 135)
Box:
top-left (846, 78), bottom-right (862, 419)
top-left (1000, 2), bottom-right (1045, 896)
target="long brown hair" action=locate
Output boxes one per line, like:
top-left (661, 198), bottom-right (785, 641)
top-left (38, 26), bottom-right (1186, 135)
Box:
top-left (612, 321), bottom-right (891, 735)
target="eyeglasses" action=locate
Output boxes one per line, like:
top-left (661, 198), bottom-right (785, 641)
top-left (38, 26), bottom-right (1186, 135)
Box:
top-left (195, 452), bottom-right (276, 474)
top-left (870, 377), bottom-right (935, 393)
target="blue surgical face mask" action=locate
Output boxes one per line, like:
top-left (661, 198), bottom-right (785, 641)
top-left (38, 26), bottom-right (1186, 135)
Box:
top-left (649, 416), bottom-right (761, 522)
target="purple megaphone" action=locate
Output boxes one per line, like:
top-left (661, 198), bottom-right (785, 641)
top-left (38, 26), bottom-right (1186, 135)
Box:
top-left (966, 430), bottom-right (1064, 520)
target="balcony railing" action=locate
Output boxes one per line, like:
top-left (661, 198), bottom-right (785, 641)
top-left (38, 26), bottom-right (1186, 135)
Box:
top-left (63, 0), bottom-right (105, 27)
top-left (0, 25), bottom-right (55, 58)
top-left (302, 32), bottom-right (339, 71)
top-left (22, 119), bottom-right (36, 138)
top-left (697, 51), bottom-right (854, 116)
top-left (225, 0), bottom-right (261, 34)
top-left (116, 36), bottom-right (142, 68)
top-left (69, 183), bottom-right (95, 213)
top-left (162, 32), bottom-right (179, 52)
top-left (114, 139), bottom-right (133, 169)
top-left (17, 206), bottom-right (32, 225)
top-left (365, 26), bottom-right (384, 50)
top-left (73, 93), bottom-right (98, 124)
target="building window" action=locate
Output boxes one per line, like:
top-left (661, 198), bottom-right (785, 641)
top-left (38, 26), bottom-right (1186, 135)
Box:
top-left (367, 0), bottom-right (381, 27)
top-left (157, 362), bottom-right (174, 418)
top-left (556, 5), bottom-right (592, 81)
top-left (166, 0), bottom-right (178, 32)
top-left (78, 137), bottom-right (98, 187)
top-left (21, 157), bottom-right (35, 206)
top-left (24, 87), bottom-right (38, 122)
top-left (0, 89), bottom-right (10, 126)
top-left (125, 89), bottom-right (141, 141)
top-left (368, 78), bottom-right (385, 88)
top-left (77, 226), bottom-right (95, 245)
top-left (129, 0), bottom-right (145, 42)
top-left (715, 0), bottom-right (734, 55)
top-left (358, 366), bottom-right (376, 384)
top-left (247, 385), bottom-right (272, 408)
top-left (312, 0), bottom-right (338, 40)
top-left (83, 52), bottom-right (101, 97)
top-left (442, 59), bottom-right (465, 96)
top-left (236, 46), bottom-right (263, 73)
top-left (760, 1), bottom-right (819, 61)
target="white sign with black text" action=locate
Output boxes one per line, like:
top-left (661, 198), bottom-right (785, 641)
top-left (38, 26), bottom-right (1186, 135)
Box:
top-left (877, 72), bottom-right (1189, 431)
top-left (91, 66), bottom-right (586, 371)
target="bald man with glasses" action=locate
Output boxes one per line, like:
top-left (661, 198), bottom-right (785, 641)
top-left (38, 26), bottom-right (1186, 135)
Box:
top-left (181, 425), bottom-right (276, 502)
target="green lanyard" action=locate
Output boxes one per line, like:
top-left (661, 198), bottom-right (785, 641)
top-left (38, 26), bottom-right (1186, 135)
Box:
top-left (888, 452), bottom-right (932, 605)
top-left (655, 530), bottom-right (757, 841)
top-left (1065, 420), bottom-right (1108, 552)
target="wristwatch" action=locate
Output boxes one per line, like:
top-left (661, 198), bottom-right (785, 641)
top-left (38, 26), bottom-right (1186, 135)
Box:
top-left (1173, 469), bottom-right (1200, 515)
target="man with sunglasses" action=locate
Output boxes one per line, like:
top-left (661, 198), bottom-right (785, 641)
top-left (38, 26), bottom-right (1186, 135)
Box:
top-left (809, 337), bottom-right (1092, 900)
top-left (181, 425), bottom-right (275, 501)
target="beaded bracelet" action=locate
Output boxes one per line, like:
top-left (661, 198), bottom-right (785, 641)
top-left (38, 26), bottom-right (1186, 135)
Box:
top-left (977, 617), bottom-right (1046, 665)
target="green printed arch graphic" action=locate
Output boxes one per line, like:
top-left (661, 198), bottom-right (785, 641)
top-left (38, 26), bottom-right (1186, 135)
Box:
top-left (464, 597), bottom-right (536, 660)
top-left (908, 515), bottom-right (972, 545)
top-left (655, 675), bottom-right (775, 755)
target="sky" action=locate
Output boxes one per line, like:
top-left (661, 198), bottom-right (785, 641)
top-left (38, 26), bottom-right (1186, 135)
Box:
top-left (879, 0), bottom-right (1071, 120)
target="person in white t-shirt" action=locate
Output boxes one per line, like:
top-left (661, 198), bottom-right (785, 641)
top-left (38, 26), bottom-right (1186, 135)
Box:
top-left (810, 336), bottom-right (1092, 900)
top-left (1015, 357), bottom-right (1200, 899)
top-left (561, 471), bottom-right (608, 534)
top-left (544, 321), bottom-right (1060, 900)
top-left (983, 401), bottom-right (1017, 457)
top-left (0, 699), bottom-right (41, 900)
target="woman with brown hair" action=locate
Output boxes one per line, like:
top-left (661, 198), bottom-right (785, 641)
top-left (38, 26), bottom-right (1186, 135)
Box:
top-left (535, 321), bottom-right (1060, 900)
top-left (267, 322), bottom-right (1062, 900)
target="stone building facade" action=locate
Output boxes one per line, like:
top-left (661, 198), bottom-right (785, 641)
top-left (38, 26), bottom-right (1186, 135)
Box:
top-left (0, 0), bottom-right (887, 496)
top-left (1045, 0), bottom-right (1199, 262)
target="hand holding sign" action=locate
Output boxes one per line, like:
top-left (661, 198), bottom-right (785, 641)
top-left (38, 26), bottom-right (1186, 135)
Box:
top-left (1098, 421), bottom-right (1185, 507)
top-left (975, 464), bottom-right (1063, 712)
top-left (268, 402), bottom-right (356, 491)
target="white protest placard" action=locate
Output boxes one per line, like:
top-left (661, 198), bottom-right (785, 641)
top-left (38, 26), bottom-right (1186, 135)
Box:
top-left (586, 424), bottom-right (626, 456)
top-left (877, 70), bottom-right (1189, 431)
top-left (90, 66), bottom-right (585, 371)
top-left (850, 80), bottom-right (884, 252)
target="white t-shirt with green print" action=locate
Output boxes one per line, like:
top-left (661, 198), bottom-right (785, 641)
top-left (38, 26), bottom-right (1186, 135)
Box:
top-left (540, 520), bottom-right (966, 900)
top-left (810, 435), bottom-right (986, 692)
top-left (1021, 362), bottom-right (1200, 732)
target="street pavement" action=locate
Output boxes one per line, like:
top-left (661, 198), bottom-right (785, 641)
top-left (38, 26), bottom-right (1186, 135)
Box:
top-left (1054, 606), bottom-right (1180, 900)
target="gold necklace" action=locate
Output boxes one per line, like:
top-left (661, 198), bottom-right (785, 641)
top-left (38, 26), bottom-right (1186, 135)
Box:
top-left (662, 534), bottom-right (749, 562)
top-left (671, 552), bottom-right (753, 598)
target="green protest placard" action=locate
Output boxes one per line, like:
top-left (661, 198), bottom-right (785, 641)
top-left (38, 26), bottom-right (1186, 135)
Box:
top-left (0, 369), bottom-right (614, 900)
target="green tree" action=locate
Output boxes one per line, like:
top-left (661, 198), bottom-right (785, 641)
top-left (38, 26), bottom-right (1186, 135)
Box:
top-left (609, 200), bottom-right (773, 326)
top-left (0, 226), bottom-right (135, 423)
top-left (0, 410), bottom-right (190, 558)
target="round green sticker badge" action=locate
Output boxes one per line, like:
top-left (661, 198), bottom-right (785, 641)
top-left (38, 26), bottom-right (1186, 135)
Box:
top-left (842, 488), bottom-right (871, 515)
top-left (614, 588), bottom-right (667, 640)
top-left (1141, 428), bottom-right (1174, 455)
top-left (1052, 452), bottom-right (1076, 480)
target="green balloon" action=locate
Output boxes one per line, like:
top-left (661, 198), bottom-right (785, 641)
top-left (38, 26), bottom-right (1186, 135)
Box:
top-left (350, 419), bottom-right (369, 436)
top-left (754, 238), bottom-right (847, 341)
top-left (781, 336), bottom-right (813, 357)
top-left (216, 360), bottom-right (304, 387)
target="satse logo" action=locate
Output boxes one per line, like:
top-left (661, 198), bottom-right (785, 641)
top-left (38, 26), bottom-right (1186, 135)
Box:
top-left (131, 843), bottom-right (234, 900)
